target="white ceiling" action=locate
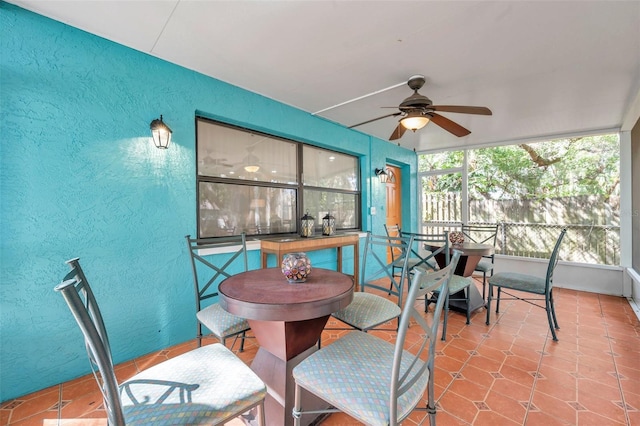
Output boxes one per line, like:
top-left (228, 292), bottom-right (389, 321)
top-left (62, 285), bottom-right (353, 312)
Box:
top-left (9, 0), bottom-right (640, 152)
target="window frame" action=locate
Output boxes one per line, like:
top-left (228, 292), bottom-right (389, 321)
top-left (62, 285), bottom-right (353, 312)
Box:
top-left (195, 117), bottom-right (361, 240)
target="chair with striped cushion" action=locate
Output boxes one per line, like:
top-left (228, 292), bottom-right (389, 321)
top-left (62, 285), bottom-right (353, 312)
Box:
top-left (55, 258), bottom-right (266, 426)
top-left (292, 251), bottom-right (460, 426)
top-left (186, 234), bottom-right (250, 351)
top-left (331, 232), bottom-right (413, 333)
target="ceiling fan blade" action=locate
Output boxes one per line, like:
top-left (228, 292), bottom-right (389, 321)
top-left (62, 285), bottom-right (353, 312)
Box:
top-left (389, 123), bottom-right (407, 140)
top-left (430, 113), bottom-right (471, 137)
top-left (349, 112), bottom-right (401, 128)
top-left (430, 105), bottom-right (492, 115)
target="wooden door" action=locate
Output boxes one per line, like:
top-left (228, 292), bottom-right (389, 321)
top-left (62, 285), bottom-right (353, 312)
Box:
top-left (385, 165), bottom-right (402, 262)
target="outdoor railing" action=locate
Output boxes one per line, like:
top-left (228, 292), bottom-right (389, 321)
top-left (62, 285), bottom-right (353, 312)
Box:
top-left (421, 221), bottom-right (620, 265)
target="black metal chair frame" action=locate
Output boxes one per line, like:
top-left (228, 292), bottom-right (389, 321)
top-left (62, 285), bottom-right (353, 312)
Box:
top-left (486, 228), bottom-right (567, 341)
top-left (461, 223), bottom-right (499, 300)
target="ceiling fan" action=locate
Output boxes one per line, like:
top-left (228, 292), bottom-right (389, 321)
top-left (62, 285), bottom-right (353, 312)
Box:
top-left (349, 75), bottom-right (492, 141)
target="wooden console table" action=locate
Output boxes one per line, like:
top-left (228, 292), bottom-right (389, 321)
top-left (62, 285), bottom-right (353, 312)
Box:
top-left (260, 233), bottom-right (360, 288)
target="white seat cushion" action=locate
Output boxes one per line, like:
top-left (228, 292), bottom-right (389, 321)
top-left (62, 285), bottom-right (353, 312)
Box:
top-left (196, 303), bottom-right (249, 339)
top-left (121, 344), bottom-right (265, 425)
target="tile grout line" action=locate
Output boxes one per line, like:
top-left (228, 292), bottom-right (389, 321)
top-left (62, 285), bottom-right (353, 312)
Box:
top-left (436, 285), bottom-right (504, 425)
top-left (600, 293), bottom-right (632, 426)
top-left (523, 328), bottom-right (553, 426)
top-left (57, 383), bottom-right (62, 425)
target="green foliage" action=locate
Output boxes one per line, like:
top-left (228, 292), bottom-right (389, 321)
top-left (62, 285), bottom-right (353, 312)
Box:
top-left (419, 150), bottom-right (463, 172)
top-left (420, 134), bottom-right (620, 202)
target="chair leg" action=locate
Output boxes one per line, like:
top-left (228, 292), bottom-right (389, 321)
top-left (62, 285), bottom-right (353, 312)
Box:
top-left (292, 382), bottom-right (302, 426)
top-left (485, 284), bottom-right (493, 326)
top-left (441, 292), bottom-right (450, 341)
top-left (546, 298), bottom-right (558, 341)
top-left (196, 324), bottom-right (203, 348)
top-left (496, 287), bottom-right (502, 313)
top-left (427, 363), bottom-right (436, 425)
top-left (481, 271), bottom-right (487, 300)
top-left (549, 289), bottom-right (560, 330)
top-left (239, 331), bottom-right (246, 352)
top-left (465, 287), bottom-right (471, 325)
top-left (257, 401), bottom-right (266, 426)
top-left (547, 290), bottom-right (559, 341)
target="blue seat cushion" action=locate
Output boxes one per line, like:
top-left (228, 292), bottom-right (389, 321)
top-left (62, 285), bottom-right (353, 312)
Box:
top-left (489, 272), bottom-right (546, 294)
top-left (449, 275), bottom-right (472, 293)
top-left (474, 258), bottom-right (494, 273)
top-left (293, 331), bottom-right (427, 425)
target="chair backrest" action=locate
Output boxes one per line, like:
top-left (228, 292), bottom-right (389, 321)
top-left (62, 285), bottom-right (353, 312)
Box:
top-left (361, 232), bottom-right (413, 306)
top-left (383, 224), bottom-right (402, 262)
top-left (389, 251), bottom-right (461, 422)
top-left (545, 228), bottom-right (567, 291)
top-left (461, 224), bottom-right (498, 246)
top-left (400, 230), bottom-right (450, 271)
top-left (54, 258), bottom-right (126, 425)
top-left (384, 224), bottom-right (401, 237)
top-left (186, 234), bottom-right (248, 312)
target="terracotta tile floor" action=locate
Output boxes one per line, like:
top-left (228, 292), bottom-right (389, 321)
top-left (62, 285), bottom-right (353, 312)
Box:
top-left (2, 280), bottom-right (639, 425)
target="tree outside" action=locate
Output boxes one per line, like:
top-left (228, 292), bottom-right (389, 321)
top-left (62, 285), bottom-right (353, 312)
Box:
top-left (419, 134), bottom-right (621, 264)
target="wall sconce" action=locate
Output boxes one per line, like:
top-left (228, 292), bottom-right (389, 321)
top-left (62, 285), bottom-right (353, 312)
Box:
top-left (400, 110), bottom-right (430, 132)
top-left (150, 115), bottom-right (172, 149)
top-left (322, 212), bottom-right (335, 236)
top-left (375, 168), bottom-right (389, 183)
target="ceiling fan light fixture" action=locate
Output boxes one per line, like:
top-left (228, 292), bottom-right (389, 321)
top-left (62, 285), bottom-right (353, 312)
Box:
top-left (243, 151), bottom-right (260, 173)
top-left (400, 111), bottom-right (430, 131)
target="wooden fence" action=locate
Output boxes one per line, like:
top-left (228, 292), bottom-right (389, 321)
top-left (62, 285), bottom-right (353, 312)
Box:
top-left (421, 192), bottom-right (621, 265)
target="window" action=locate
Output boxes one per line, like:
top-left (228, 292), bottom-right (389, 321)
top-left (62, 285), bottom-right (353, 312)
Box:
top-left (419, 150), bottom-right (464, 233)
top-left (418, 134), bottom-right (621, 265)
top-left (196, 118), bottom-right (360, 239)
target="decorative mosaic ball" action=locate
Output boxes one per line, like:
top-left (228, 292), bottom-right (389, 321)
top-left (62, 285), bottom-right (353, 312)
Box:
top-left (449, 231), bottom-right (465, 245)
top-left (281, 252), bottom-right (312, 283)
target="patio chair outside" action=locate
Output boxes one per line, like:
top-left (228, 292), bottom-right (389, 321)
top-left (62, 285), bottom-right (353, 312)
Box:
top-left (54, 258), bottom-right (266, 426)
top-left (292, 252), bottom-right (460, 426)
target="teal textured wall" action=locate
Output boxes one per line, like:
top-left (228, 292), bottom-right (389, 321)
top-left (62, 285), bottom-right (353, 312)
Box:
top-left (0, 2), bottom-right (417, 401)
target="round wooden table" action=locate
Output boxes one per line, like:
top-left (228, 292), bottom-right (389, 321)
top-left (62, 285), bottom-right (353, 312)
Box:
top-left (219, 267), bottom-right (353, 426)
top-left (425, 242), bottom-right (494, 277)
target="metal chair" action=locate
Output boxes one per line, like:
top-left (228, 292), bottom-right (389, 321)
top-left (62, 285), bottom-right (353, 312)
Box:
top-left (486, 228), bottom-right (567, 341)
top-left (383, 224), bottom-right (402, 277)
top-left (292, 252), bottom-right (461, 426)
top-left (331, 232), bottom-right (413, 332)
top-left (461, 223), bottom-right (498, 300)
top-left (55, 258), bottom-right (266, 426)
top-left (416, 231), bottom-right (474, 341)
top-left (186, 234), bottom-right (251, 351)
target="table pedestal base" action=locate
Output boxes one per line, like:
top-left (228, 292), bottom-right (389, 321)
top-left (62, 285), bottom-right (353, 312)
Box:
top-left (448, 283), bottom-right (486, 313)
top-left (249, 316), bottom-right (331, 426)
